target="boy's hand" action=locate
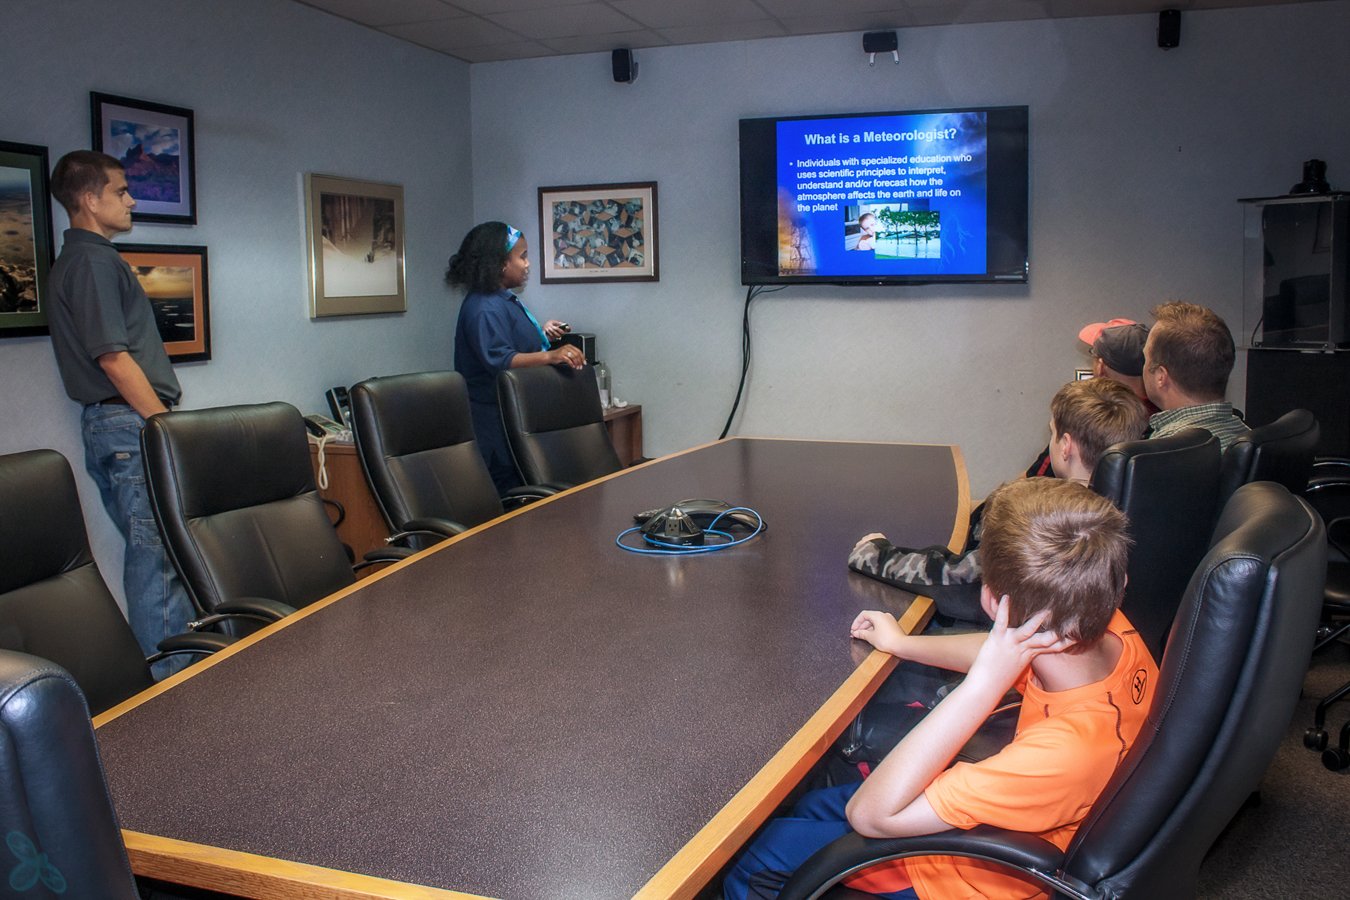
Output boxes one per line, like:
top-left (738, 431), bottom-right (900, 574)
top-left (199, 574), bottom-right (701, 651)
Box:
top-left (966, 596), bottom-right (1074, 695)
top-left (853, 532), bottom-right (887, 555)
top-left (850, 609), bottom-right (904, 655)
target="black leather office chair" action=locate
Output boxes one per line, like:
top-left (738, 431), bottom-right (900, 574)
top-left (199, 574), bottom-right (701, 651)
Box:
top-left (777, 481), bottom-right (1326, 900)
top-left (142, 402), bottom-right (362, 635)
top-left (496, 365), bottom-right (623, 489)
top-left (1217, 408), bottom-right (1319, 508)
top-left (350, 372), bottom-right (553, 550)
top-left (1298, 455), bottom-right (1350, 760)
top-left (0, 650), bottom-right (140, 898)
top-left (0, 449), bottom-right (229, 715)
top-left (1089, 427), bottom-right (1222, 662)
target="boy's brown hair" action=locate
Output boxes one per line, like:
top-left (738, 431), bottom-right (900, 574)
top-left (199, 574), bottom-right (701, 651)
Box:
top-left (1146, 301), bottom-right (1235, 401)
top-left (979, 478), bottom-right (1130, 651)
top-left (50, 150), bottom-right (123, 217)
top-left (1050, 378), bottom-right (1148, 472)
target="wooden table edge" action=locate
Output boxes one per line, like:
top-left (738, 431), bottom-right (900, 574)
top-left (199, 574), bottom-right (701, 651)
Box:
top-left (123, 831), bottom-right (491, 900)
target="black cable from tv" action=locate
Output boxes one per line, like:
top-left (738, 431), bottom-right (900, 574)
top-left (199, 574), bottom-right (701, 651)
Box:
top-left (719, 284), bottom-right (787, 440)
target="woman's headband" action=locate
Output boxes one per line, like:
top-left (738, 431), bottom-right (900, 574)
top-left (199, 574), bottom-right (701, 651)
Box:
top-left (506, 225), bottom-right (522, 251)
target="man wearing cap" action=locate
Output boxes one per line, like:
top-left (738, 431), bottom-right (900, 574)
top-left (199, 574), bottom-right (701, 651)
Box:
top-left (1141, 301), bottom-right (1249, 452)
top-left (45, 150), bottom-right (193, 679)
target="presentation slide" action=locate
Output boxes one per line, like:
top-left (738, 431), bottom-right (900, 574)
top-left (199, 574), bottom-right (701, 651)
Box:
top-left (774, 110), bottom-right (988, 278)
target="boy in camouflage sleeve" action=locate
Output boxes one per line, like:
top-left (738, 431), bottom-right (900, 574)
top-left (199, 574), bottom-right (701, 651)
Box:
top-left (848, 378), bottom-right (1147, 624)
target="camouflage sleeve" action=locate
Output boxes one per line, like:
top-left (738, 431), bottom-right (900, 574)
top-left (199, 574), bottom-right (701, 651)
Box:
top-left (848, 539), bottom-right (981, 590)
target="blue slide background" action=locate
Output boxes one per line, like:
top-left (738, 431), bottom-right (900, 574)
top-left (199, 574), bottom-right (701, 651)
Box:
top-left (776, 111), bottom-right (988, 277)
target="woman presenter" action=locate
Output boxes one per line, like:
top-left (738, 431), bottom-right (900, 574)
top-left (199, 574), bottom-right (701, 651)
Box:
top-left (448, 222), bottom-right (584, 492)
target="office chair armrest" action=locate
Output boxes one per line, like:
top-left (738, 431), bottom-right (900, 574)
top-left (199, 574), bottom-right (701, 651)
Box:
top-left (353, 547), bottom-right (417, 571)
top-left (1314, 455), bottom-right (1350, 469)
top-left (395, 517), bottom-right (467, 539)
top-left (147, 630), bottom-right (237, 664)
top-left (186, 598), bottom-right (297, 632)
top-left (777, 826), bottom-right (1084, 900)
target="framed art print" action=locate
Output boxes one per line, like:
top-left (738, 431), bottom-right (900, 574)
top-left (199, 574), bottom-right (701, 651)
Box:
top-left (116, 243), bottom-right (211, 362)
top-left (91, 92), bottom-right (197, 225)
top-left (538, 182), bottom-right (658, 284)
top-left (304, 174), bottom-right (406, 317)
top-left (0, 140), bottom-right (54, 337)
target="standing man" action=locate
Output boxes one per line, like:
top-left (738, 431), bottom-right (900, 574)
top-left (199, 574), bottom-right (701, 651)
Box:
top-left (47, 150), bottom-right (193, 678)
top-left (1142, 301), bottom-right (1250, 452)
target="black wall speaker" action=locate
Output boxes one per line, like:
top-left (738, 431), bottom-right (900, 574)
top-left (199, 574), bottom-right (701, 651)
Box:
top-left (1158, 10), bottom-right (1181, 49)
top-left (862, 31), bottom-right (898, 54)
top-left (612, 48), bottom-right (637, 83)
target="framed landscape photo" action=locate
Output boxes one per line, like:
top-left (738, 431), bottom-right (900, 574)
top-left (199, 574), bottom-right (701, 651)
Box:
top-left (304, 174), bottom-right (405, 317)
top-left (538, 182), bottom-right (658, 284)
top-left (0, 140), bottom-right (54, 337)
top-left (116, 244), bottom-right (211, 362)
top-left (91, 92), bottom-right (197, 225)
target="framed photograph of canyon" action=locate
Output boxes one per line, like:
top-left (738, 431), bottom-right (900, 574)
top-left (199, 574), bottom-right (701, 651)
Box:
top-left (115, 244), bottom-right (211, 363)
top-left (0, 140), bottom-right (54, 338)
top-left (304, 174), bottom-right (405, 317)
top-left (538, 182), bottom-right (658, 284)
top-left (91, 92), bottom-right (197, 225)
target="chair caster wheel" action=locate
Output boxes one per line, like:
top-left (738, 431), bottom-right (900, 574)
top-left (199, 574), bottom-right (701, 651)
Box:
top-left (1306, 728), bottom-right (1329, 751)
top-left (1323, 747), bottom-right (1350, 771)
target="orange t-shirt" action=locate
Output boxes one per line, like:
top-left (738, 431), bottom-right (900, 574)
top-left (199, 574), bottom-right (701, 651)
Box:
top-left (845, 609), bottom-right (1157, 900)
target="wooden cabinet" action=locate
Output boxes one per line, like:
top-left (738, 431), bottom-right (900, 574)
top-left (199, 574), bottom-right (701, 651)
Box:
top-left (604, 404), bottom-right (643, 467)
top-left (308, 441), bottom-right (389, 580)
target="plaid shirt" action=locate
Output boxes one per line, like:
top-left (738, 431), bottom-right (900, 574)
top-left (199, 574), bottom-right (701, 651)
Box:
top-left (1149, 401), bottom-right (1249, 453)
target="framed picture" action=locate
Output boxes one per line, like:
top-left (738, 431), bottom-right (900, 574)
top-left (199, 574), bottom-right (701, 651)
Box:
top-left (304, 174), bottom-right (405, 317)
top-left (116, 244), bottom-right (211, 362)
top-left (0, 140), bottom-right (54, 338)
top-left (91, 92), bottom-right (197, 225)
top-left (538, 182), bottom-right (658, 284)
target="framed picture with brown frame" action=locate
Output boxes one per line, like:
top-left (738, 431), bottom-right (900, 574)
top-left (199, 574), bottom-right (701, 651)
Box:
top-left (304, 174), bottom-right (405, 317)
top-left (538, 182), bottom-right (658, 284)
top-left (0, 140), bottom-right (54, 337)
top-left (116, 243), bottom-right (211, 363)
top-left (91, 92), bottom-right (197, 225)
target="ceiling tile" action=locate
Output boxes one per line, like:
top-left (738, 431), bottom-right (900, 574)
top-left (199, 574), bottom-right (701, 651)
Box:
top-left (449, 39), bottom-right (557, 61)
top-left (540, 29), bottom-right (670, 54)
top-left (381, 15), bottom-right (520, 48)
top-left (755, 0), bottom-right (909, 17)
top-left (656, 19), bottom-right (790, 44)
top-left (780, 11), bottom-right (915, 35)
top-left (486, 2), bottom-right (643, 39)
top-left (1045, 0), bottom-right (1161, 17)
top-left (608, 0), bottom-right (772, 30)
top-left (448, 0), bottom-right (568, 13)
top-left (935, 0), bottom-right (1052, 25)
top-left (296, 0), bottom-right (462, 27)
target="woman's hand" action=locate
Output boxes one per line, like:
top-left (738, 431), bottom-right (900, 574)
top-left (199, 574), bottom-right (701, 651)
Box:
top-left (543, 320), bottom-right (569, 341)
top-left (546, 345), bottom-right (586, 369)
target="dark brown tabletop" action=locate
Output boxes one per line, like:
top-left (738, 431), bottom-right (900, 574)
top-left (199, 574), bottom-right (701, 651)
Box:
top-left (94, 438), bottom-right (967, 900)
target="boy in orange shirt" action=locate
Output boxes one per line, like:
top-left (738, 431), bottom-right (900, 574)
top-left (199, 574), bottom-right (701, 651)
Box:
top-left (724, 478), bottom-right (1159, 900)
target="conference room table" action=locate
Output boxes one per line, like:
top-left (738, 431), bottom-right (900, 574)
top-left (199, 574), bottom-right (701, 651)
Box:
top-left (93, 437), bottom-right (969, 900)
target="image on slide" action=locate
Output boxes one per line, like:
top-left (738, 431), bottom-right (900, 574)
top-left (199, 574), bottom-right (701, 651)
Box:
top-left (845, 202), bottom-right (940, 259)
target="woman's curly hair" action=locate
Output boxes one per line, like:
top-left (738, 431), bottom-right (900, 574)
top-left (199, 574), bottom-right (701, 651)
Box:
top-left (446, 221), bottom-right (512, 294)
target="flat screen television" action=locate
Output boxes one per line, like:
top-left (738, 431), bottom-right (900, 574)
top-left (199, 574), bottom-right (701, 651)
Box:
top-left (740, 105), bottom-right (1029, 285)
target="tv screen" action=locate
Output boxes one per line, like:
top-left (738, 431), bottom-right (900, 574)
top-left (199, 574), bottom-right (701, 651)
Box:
top-left (740, 106), bottom-right (1029, 285)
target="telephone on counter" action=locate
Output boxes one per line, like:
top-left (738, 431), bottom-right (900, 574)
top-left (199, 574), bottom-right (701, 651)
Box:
top-left (304, 413), bottom-right (351, 444)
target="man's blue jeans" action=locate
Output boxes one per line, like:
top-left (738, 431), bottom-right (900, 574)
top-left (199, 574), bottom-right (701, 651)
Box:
top-left (81, 403), bottom-right (194, 679)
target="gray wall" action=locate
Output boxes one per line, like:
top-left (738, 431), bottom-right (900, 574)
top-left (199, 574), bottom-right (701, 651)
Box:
top-left (2, 0), bottom-right (472, 603)
top-left (471, 2), bottom-right (1350, 499)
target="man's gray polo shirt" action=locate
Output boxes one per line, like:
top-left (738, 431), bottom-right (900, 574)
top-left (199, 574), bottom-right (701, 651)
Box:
top-left (47, 228), bottom-right (181, 406)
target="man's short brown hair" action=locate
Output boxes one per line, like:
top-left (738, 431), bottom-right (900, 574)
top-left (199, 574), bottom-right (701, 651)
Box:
top-left (1146, 301), bottom-right (1235, 401)
top-left (50, 151), bottom-right (123, 217)
top-left (979, 478), bottom-right (1130, 651)
top-left (1050, 378), bottom-right (1148, 472)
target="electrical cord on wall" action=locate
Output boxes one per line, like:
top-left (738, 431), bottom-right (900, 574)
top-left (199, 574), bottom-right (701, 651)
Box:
top-left (719, 285), bottom-right (788, 440)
